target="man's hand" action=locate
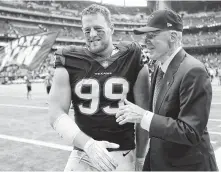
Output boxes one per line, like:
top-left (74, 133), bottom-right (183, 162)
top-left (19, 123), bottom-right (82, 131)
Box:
top-left (135, 157), bottom-right (145, 171)
top-left (116, 99), bottom-right (147, 125)
top-left (83, 138), bottom-right (119, 171)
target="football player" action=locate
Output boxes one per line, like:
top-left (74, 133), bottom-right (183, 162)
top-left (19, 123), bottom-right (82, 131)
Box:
top-left (49, 4), bottom-right (150, 171)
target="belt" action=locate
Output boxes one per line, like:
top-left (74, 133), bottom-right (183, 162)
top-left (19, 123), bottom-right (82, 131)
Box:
top-left (73, 146), bottom-right (131, 152)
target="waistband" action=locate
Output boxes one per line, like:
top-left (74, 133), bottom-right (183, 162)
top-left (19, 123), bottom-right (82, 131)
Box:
top-left (73, 146), bottom-right (132, 152)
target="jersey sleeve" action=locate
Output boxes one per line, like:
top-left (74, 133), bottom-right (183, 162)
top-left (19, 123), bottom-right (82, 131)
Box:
top-left (131, 42), bottom-right (144, 73)
top-left (53, 48), bottom-right (65, 68)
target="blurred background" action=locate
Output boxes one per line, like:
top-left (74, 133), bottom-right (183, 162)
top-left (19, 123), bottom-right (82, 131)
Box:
top-left (0, 0), bottom-right (220, 85)
top-left (0, 1), bottom-right (221, 170)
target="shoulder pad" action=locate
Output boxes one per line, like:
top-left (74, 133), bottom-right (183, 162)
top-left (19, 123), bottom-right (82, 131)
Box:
top-left (63, 45), bottom-right (84, 55)
top-left (54, 48), bottom-right (65, 67)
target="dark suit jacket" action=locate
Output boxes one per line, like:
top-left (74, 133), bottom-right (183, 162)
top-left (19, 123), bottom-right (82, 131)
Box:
top-left (143, 49), bottom-right (218, 171)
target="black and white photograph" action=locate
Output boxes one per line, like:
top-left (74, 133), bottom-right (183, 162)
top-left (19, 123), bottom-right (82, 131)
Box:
top-left (0, 0), bottom-right (221, 171)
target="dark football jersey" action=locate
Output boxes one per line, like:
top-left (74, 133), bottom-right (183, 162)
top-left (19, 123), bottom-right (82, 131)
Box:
top-left (54, 41), bottom-right (143, 150)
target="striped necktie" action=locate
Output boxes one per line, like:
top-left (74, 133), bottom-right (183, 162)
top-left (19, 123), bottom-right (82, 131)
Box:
top-left (153, 68), bottom-right (164, 112)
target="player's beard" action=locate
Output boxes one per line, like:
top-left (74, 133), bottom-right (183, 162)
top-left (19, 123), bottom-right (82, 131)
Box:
top-left (87, 40), bottom-right (109, 54)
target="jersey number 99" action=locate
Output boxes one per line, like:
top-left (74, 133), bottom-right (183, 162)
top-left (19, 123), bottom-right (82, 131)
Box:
top-left (75, 77), bottom-right (129, 115)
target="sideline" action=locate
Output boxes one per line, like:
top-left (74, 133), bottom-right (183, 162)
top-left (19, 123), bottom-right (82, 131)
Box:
top-left (0, 134), bottom-right (72, 151)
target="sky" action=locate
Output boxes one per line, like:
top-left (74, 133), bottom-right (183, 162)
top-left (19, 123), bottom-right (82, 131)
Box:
top-left (88, 0), bottom-right (147, 7)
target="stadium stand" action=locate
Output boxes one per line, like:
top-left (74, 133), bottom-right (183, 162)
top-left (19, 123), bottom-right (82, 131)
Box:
top-left (0, 0), bottom-right (221, 85)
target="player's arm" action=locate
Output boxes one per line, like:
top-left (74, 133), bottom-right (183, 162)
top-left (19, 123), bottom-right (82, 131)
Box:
top-left (49, 54), bottom-right (119, 171)
top-left (49, 66), bottom-right (94, 148)
top-left (133, 65), bottom-right (150, 169)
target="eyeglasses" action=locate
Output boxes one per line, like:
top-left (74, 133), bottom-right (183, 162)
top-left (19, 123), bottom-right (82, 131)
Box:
top-left (145, 30), bottom-right (162, 41)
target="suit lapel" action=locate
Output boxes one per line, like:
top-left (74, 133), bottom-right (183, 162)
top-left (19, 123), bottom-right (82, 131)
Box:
top-left (154, 49), bottom-right (186, 114)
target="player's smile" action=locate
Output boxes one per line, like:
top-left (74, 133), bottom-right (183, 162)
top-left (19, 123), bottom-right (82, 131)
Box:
top-left (90, 39), bottom-right (101, 44)
top-left (89, 39), bottom-right (102, 49)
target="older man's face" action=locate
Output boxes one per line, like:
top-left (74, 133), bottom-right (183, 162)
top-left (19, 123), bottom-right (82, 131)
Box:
top-left (144, 30), bottom-right (170, 62)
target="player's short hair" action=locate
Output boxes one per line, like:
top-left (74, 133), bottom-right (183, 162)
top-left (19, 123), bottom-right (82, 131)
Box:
top-left (81, 4), bottom-right (112, 26)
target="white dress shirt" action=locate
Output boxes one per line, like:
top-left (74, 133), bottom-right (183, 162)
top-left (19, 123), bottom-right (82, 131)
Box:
top-left (140, 46), bottom-right (182, 131)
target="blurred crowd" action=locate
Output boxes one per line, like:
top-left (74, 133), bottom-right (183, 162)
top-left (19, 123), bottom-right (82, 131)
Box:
top-left (0, 0), bottom-right (221, 85)
top-left (195, 53), bottom-right (221, 69)
top-left (1, 51), bottom-right (221, 85)
top-left (183, 31), bottom-right (221, 46)
top-left (1, 21), bottom-right (221, 48)
top-left (182, 11), bottom-right (221, 28)
top-left (0, 52), bottom-right (54, 84)
top-left (0, 1), bottom-right (221, 27)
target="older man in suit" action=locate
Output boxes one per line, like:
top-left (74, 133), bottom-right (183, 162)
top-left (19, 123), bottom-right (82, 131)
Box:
top-left (116, 9), bottom-right (218, 171)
